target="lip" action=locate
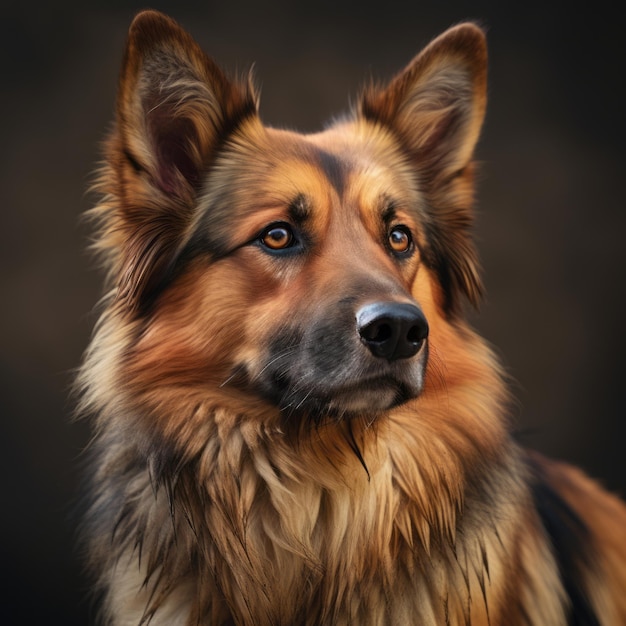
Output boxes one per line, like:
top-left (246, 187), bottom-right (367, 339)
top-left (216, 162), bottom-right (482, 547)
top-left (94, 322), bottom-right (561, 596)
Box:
top-left (342, 375), bottom-right (415, 394)
top-left (332, 375), bottom-right (404, 394)
top-left (254, 372), bottom-right (410, 415)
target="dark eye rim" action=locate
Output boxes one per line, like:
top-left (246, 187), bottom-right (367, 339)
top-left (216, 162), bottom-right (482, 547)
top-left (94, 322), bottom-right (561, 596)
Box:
top-left (387, 224), bottom-right (415, 258)
top-left (257, 221), bottom-right (302, 255)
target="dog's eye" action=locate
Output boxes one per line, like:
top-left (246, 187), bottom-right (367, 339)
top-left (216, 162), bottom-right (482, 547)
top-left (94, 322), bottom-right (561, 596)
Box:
top-left (388, 226), bottom-right (413, 255)
top-left (260, 223), bottom-right (296, 251)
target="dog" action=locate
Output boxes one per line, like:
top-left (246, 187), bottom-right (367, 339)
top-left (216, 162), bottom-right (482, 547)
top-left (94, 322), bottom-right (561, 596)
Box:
top-left (78, 10), bottom-right (626, 625)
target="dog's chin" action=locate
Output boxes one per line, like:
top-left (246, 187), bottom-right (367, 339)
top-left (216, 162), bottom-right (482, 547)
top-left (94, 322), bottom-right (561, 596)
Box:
top-left (324, 379), bottom-right (414, 415)
top-left (257, 375), bottom-right (421, 423)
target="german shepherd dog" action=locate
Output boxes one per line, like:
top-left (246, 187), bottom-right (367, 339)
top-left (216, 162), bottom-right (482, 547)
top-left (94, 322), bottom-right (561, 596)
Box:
top-left (79, 10), bottom-right (626, 625)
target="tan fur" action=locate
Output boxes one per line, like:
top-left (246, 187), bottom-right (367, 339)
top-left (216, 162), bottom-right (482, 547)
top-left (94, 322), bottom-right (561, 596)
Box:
top-left (79, 10), bottom-right (626, 625)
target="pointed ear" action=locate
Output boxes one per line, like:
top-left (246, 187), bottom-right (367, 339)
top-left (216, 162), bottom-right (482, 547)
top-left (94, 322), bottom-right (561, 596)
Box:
top-left (360, 23), bottom-right (487, 314)
top-left (360, 23), bottom-right (487, 179)
top-left (104, 10), bottom-right (257, 312)
top-left (117, 9), bottom-right (257, 199)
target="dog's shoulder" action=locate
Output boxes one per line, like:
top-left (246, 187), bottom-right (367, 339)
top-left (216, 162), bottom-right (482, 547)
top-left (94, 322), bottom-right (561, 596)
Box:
top-left (527, 451), bottom-right (626, 624)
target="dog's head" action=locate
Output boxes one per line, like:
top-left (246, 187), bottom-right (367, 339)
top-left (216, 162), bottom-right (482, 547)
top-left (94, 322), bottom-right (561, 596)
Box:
top-left (92, 11), bottom-right (486, 427)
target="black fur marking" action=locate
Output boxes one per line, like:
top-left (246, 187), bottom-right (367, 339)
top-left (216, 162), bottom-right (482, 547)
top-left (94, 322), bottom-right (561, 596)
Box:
top-left (123, 148), bottom-right (145, 173)
top-left (178, 215), bottom-right (235, 266)
top-left (346, 419), bottom-right (370, 481)
top-left (381, 201), bottom-right (397, 226)
top-left (288, 194), bottom-right (311, 224)
top-left (316, 148), bottom-right (347, 196)
top-left (420, 203), bottom-right (482, 318)
top-left (528, 458), bottom-right (601, 626)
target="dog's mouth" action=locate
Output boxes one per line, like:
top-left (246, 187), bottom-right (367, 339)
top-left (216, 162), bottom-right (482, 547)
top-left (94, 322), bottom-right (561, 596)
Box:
top-left (249, 358), bottom-right (426, 422)
top-left (321, 376), bottom-right (415, 414)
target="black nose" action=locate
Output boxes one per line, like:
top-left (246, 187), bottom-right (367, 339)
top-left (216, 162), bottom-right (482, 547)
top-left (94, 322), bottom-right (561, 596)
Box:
top-left (356, 302), bottom-right (429, 361)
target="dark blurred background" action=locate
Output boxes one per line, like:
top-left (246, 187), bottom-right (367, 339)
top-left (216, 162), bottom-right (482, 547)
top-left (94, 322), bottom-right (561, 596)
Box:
top-left (1, 1), bottom-right (625, 623)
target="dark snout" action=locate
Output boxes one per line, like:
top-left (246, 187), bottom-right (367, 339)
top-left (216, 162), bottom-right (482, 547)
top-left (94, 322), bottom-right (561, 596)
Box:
top-left (357, 302), bottom-right (429, 361)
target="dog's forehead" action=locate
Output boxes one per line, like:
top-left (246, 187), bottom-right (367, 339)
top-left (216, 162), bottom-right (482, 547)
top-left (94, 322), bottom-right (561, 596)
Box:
top-left (192, 119), bottom-right (425, 256)
top-left (223, 120), bottom-right (422, 215)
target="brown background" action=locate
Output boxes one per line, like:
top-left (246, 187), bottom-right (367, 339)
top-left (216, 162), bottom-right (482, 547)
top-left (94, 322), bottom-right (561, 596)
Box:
top-left (1, 1), bottom-right (625, 624)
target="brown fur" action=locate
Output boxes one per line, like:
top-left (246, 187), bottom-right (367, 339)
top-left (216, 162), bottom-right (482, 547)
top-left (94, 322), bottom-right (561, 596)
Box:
top-left (78, 10), bottom-right (626, 625)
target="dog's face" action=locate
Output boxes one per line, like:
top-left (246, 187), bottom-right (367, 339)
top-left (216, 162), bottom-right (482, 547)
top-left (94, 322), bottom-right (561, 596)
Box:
top-left (196, 123), bottom-right (432, 417)
top-left (96, 12), bottom-right (486, 426)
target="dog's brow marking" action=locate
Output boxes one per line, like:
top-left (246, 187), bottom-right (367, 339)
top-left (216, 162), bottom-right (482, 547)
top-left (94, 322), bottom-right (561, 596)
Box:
top-left (382, 203), bottom-right (398, 225)
top-left (316, 148), bottom-right (347, 196)
top-left (288, 195), bottom-right (310, 224)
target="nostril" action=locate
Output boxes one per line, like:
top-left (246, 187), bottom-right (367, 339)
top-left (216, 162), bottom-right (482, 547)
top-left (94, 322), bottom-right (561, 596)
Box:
top-left (406, 324), bottom-right (425, 345)
top-left (363, 321), bottom-right (392, 344)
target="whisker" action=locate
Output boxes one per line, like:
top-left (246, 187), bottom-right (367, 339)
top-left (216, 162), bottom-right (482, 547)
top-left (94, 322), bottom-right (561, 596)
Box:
top-left (294, 389), bottom-right (313, 411)
top-left (255, 346), bottom-right (298, 378)
top-left (219, 373), bottom-right (238, 388)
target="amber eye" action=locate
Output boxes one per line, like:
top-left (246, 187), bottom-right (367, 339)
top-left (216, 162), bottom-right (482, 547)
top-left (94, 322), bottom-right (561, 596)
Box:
top-left (260, 223), bottom-right (295, 250)
top-left (388, 226), bottom-right (412, 254)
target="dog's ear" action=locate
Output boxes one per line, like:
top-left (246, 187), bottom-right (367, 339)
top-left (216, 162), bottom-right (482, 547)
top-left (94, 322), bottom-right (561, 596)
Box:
top-left (101, 10), bottom-right (257, 312)
top-left (360, 23), bottom-right (487, 314)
